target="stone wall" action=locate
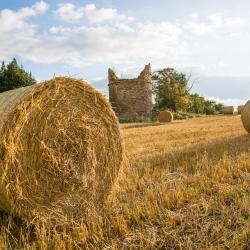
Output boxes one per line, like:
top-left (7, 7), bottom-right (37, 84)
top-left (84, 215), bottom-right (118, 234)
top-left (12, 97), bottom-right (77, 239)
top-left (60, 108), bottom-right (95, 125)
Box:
top-left (108, 64), bottom-right (152, 120)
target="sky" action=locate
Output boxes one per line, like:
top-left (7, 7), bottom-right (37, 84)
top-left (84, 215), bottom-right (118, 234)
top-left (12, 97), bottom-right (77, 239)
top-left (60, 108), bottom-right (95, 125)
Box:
top-left (0, 0), bottom-right (250, 105)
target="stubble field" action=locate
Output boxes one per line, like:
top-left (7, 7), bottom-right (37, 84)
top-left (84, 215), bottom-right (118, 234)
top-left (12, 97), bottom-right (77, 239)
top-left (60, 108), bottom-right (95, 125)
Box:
top-left (116, 115), bottom-right (250, 249)
top-left (1, 115), bottom-right (250, 249)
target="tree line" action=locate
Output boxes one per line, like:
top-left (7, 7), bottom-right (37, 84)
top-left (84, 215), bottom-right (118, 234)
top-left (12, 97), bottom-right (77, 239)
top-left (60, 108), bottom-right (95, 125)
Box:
top-left (153, 68), bottom-right (223, 116)
top-left (0, 58), bottom-right (36, 93)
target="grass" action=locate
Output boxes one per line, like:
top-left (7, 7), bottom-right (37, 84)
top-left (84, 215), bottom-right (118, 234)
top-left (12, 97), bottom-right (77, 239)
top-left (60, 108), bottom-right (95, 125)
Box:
top-left (0, 115), bottom-right (250, 249)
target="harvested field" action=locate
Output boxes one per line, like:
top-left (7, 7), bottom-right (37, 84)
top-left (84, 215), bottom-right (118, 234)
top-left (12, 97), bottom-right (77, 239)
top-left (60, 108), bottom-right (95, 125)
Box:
top-left (0, 115), bottom-right (249, 249)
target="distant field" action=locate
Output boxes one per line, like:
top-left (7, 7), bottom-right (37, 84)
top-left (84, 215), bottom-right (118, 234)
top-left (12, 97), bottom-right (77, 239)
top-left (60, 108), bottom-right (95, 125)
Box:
top-left (1, 115), bottom-right (250, 249)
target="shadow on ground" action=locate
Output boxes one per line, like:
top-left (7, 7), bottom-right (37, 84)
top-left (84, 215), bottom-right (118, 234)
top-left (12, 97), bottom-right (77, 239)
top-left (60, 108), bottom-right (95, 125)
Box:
top-left (137, 133), bottom-right (250, 174)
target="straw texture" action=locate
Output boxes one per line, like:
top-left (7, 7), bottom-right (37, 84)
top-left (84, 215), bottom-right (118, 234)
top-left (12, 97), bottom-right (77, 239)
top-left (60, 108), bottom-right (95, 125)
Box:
top-left (159, 110), bottom-right (173, 123)
top-left (238, 105), bottom-right (244, 114)
top-left (223, 106), bottom-right (234, 115)
top-left (241, 100), bottom-right (250, 133)
top-left (0, 77), bottom-right (123, 224)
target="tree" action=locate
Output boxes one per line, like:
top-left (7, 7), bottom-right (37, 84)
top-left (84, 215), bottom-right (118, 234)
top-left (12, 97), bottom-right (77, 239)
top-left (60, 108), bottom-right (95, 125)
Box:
top-left (0, 58), bottom-right (36, 93)
top-left (204, 100), bottom-right (223, 115)
top-left (153, 68), bottom-right (191, 112)
top-left (153, 67), bottom-right (223, 117)
top-left (188, 94), bottom-right (205, 114)
top-left (0, 62), bottom-right (6, 88)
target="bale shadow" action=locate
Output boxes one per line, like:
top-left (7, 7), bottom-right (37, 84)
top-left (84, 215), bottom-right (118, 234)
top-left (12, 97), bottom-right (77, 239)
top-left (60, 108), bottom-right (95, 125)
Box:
top-left (144, 133), bottom-right (250, 173)
top-left (0, 210), bottom-right (36, 248)
top-left (121, 121), bottom-right (182, 130)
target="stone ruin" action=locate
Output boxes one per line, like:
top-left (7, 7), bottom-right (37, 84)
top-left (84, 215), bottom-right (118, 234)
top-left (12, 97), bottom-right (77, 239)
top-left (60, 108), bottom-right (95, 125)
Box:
top-left (108, 64), bottom-right (152, 120)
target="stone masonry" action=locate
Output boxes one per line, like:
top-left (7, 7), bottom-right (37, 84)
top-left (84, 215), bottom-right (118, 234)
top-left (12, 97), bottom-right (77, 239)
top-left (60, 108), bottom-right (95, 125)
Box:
top-left (108, 64), bottom-right (152, 120)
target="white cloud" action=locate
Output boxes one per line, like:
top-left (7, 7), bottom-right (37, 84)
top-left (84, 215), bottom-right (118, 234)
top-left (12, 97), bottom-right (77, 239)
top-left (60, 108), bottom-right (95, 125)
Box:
top-left (1, 2), bottom-right (250, 81)
top-left (206, 97), bottom-right (247, 106)
top-left (183, 13), bottom-right (245, 35)
top-left (56, 3), bottom-right (84, 21)
top-left (33, 1), bottom-right (49, 13)
top-left (42, 21), bottom-right (188, 67)
top-left (56, 3), bottom-right (134, 23)
top-left (0, 1), bottom-right (49, 61)
top-left (83, 4), bottom-right (134, 23)
top-left (0, 1), bottom-right (48, 31)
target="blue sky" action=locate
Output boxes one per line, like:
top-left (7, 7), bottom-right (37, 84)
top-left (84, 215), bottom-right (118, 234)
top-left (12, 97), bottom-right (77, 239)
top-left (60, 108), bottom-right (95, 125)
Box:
top-left (0, 0), bottom-right (250, 105)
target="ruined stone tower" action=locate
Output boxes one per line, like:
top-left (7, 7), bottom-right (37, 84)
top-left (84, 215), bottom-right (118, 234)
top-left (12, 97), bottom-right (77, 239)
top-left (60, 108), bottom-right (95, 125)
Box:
top-left (108, 64), bottom-right (152, 120)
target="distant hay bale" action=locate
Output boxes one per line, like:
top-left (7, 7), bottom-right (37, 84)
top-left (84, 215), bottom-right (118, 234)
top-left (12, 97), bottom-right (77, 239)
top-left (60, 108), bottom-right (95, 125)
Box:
top-left (223, 106), bottom-right (234, 115)
top-left (241, 100), bottom-right (250, 133)
top-left (159, 110), bottom-right (173, 123)
top-left (238, 105), bottom-right (245, 114)
top-left (0, 77), bottom-right (123, 224)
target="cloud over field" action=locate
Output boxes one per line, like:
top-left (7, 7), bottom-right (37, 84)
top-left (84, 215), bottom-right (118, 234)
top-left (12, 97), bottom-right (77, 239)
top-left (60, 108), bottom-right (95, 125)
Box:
top-left (0, 1), bottom-right (250, 78)
top-left (56, 3), bottom-right (134, 23)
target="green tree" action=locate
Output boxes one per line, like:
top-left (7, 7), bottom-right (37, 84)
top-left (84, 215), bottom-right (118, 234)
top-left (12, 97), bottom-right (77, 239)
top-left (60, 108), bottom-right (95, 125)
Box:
top-left (204, 100), bottom-right (223, 115)
top-left (153, 68), bottom-right (191, 112)
top-left (188, 94), bottom-right (223, 115)
top-left (188, 94), bottom-right (205, 114)
top-left (153, 67), bottom-right (223, 118)
top-left (0, 62), bottom-right (6, 88)
top-left (0, 58), bottom-right (36, 93)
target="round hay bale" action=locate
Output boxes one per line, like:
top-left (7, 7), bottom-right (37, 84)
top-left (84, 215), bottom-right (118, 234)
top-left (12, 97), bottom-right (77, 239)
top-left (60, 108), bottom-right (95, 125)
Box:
top-left (159, 110), bottom-right (173, 123)
top-left (0, 77), bottom-right (123, 224)
top-left (241, 100), bottom-right (250, 133)
top-left (238, 105), bottom-right (245, 114)
top-left (223, 106), bottom-right (234, 115)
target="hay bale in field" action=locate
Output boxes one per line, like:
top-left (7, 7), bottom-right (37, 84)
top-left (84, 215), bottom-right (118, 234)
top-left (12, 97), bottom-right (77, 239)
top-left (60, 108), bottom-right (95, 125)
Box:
top-left (241, 100), bottom-right (250, 133)
top-left (159, 110), bottom-right (173, 123)
top-left (238, 105), bottom-right (245, 114)
top-left (0, 77), bottom-right (123, 224)
top-left (223, 106), bottom-right (234, 115)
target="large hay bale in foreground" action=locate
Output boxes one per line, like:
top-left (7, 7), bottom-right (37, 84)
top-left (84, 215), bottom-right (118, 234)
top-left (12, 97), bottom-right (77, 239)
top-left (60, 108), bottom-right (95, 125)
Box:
top-left (223, 106), bottom-right (234, 115)
top-left (241, 100), bottom-right (250, 133)
top-left (159, 110), bottom-right (173, 123)
top-left (0, 77), bottom-right (123, 223)
top-left (238, 105), bottom-right (245, 114)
